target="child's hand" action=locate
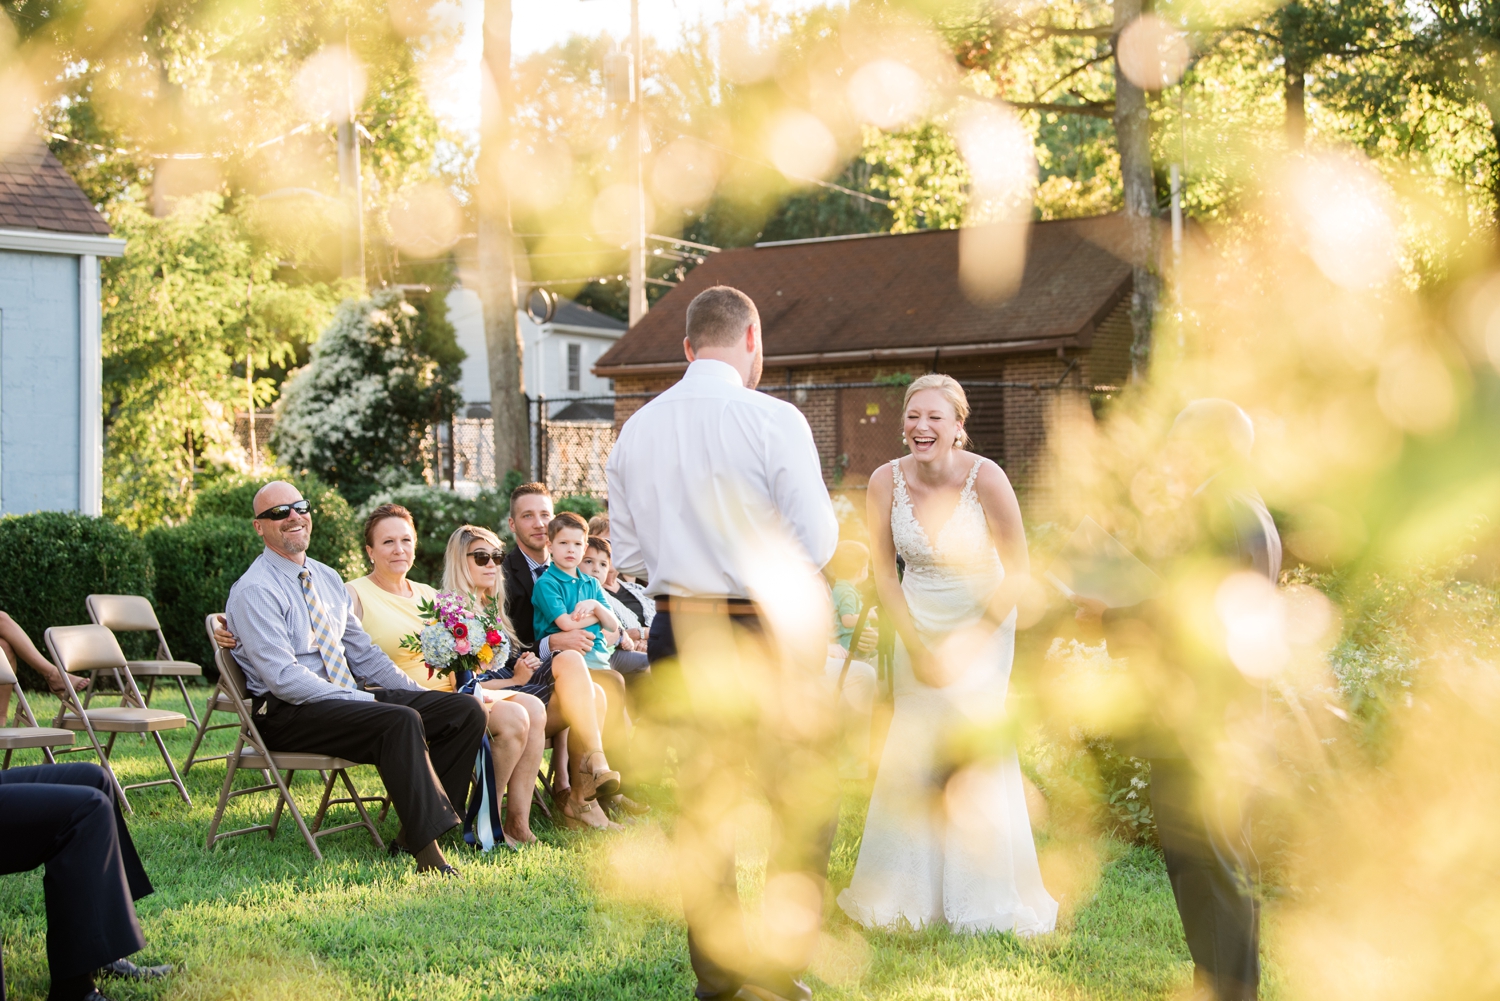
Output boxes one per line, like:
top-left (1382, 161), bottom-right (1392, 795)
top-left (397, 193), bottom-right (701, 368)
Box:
top-left (571, 604), bottom-right (589, 622)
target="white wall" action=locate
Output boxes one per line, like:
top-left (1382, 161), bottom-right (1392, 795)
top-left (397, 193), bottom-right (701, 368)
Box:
top-left (445, 287), bottom-right (624, 412)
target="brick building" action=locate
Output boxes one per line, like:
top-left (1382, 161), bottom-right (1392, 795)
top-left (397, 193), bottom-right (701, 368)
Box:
top-left (593, 215), bottom-right (1135, 517)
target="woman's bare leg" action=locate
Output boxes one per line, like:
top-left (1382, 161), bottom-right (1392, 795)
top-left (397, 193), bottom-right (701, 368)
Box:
top-left (486, 697), bottom-right (529, 834)
top-left (502, 694), bottom-right (547, 843)
top-left (596, 669), bottom-right (631, 768)
top-left (545, 652), bottom-right (609, 760)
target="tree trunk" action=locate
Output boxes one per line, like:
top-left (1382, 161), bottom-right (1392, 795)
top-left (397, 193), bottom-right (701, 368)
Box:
top-left (1286, 61), bottom-right (1307, 150)
top-left (478, 0), bottom-right (529, 477)
top-left (1113, 0), bottom-right (1160, 382)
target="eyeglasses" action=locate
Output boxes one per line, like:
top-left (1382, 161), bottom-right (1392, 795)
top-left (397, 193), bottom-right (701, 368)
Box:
top-left (468, 550), bottom-right (503, 566)
top-left (255, 500), bottom-right (311, 521)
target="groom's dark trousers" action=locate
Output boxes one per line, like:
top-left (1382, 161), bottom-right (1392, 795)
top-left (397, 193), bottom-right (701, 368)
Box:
top-left (0, 762), bottom-right (154, 992)
top-left (647, 602), bottom-right (841, 1001)
top-left (1148, 755), bottom-right (1259, 1001)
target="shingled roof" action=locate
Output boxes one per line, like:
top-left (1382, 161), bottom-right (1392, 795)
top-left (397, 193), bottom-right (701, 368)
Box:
top-left (0, 143), bottom-right (112, 236)
top-left (594, 215), bottom-right (1134, 374)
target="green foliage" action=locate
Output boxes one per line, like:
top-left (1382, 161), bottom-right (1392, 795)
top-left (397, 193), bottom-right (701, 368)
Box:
top-left (272, 288), bottom-right (462, 499)
top-left (101, 195), bottom-right (336, 532)
top-left (555, 494), bottom-right (607, 521)
top-left (194, 474), bottom-right (364, 580)
top-left (356, 484), bottom-right (510, 586)
top-left (144, 517), bottom-right (264, 670)
top-left (0, 513), bottom-right (154, 689)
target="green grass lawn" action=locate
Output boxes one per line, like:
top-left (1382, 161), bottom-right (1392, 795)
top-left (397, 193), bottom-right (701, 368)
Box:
top-left (1, 690), bottom-right (1224, 1001)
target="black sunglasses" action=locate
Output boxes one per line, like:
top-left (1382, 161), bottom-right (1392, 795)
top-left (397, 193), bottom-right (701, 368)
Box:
top-left (468, 550), bottom-right (503, 566)
top-left (255, 500), bottom-right (311, 521)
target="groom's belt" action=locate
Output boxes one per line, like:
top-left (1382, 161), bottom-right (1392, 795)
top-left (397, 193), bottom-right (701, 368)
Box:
top-left (655, 595), bottom-right (760, 616)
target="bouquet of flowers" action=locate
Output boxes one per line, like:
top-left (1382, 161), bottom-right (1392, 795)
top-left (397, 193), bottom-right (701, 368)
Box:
top-left (400, 591), bottom-right (509, 679)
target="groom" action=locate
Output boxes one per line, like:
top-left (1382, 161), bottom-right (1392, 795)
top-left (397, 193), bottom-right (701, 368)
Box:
top-left (607, 285), bottom-right (840, 1001)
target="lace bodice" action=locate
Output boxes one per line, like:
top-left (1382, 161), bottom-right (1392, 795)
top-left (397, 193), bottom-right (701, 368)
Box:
top-left (890, 458), bottom-right (1003, 641)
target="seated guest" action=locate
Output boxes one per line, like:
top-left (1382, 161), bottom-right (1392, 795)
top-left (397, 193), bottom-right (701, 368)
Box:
top-left (225, 481), bottom-right (486, 874)
top-left (579, 538), bottom-right (651, 680)
top-left (217, 503), bottom-right (539, 849)
top-left (446, 523), bottom-right (621, 831)
top-left (0, 610), bottom-right (89, 722)
top-left (0, 762), bottom-right (170, 1001)
top-left (434, 524), bottom-right (548, 844)
top-left (344, 503), bottom-right (451, 692)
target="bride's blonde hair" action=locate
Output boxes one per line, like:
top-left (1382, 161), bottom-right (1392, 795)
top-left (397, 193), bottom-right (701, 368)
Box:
top-left (903, 373), bottom-right (971, 449)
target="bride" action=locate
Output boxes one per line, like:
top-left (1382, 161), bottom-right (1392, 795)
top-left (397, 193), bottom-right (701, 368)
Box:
top-left (838, 373), bottom-right (1057, 935)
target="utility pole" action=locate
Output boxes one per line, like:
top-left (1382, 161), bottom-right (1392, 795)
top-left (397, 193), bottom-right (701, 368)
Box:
top-left (627, 0), bottom-right (648, 326)
top-left (479, 0), bottom-right (529, 475)
top-left (338, 28), bottom-right (365, 285)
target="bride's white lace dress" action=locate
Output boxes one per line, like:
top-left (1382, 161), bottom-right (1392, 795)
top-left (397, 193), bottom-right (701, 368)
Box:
top-left (837, 458), bottom-right (1058, 935)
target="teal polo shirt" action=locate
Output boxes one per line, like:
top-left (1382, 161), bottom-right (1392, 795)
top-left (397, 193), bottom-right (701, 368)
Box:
top-left (532, 563), bottom-right (612, 670)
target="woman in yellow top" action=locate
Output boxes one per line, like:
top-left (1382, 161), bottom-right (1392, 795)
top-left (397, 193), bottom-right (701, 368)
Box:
top-left (345, 505), bottom-right (539, 847)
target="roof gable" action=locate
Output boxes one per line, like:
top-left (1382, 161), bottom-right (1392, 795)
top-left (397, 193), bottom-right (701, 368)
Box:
top-left (0, 143), bottom-right (112, 237)
top-left (595, 215), bottom-right (1134, 372)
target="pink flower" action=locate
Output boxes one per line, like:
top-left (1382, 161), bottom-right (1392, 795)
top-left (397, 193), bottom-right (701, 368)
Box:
top-left (455, 639), bottom-right (471, 655)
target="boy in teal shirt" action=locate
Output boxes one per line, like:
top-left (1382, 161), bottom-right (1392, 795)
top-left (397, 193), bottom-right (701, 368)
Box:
top-left (828, 540), bottom-right (874, 650)
top-left (532, 511), bottom-right (620, 672)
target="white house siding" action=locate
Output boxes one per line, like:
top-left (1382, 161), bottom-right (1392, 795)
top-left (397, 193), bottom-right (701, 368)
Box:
top-left (0, 249), bottom-right (81, 514)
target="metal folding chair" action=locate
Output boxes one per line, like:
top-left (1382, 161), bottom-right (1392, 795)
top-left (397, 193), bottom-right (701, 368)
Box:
top-left (0, 648), bottom-right (74, 767)
top-left (44, 624), bottom-right (191, 811)
top-left (87, 594), bottom-right (203, 727)
top-left (181, 614), bottom-right (243, 774)
top-left (203, 617), bottom-right (385, 860)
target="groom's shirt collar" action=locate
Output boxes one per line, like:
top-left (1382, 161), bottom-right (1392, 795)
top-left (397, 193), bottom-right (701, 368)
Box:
top-left (683, 358), bottom-right (744, 387)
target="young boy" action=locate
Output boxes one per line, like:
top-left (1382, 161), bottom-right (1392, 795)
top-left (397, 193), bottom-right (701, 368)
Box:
top-left (579, 538), bottom-right (651, 680)
top-left (532, 512), bottom-right (620, 673)
top-left (828, 540), bottom-right (875, 650)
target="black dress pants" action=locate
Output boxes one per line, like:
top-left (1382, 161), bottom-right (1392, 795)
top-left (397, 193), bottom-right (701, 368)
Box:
top-left (0, 763), bottom-right (153, 986)
top-left (1149, 756), bottom-right (1259, 1001)
top-left (254, 689), bottom-right (487, 848)
top-left (647, 608), bottom-right (841, 1001)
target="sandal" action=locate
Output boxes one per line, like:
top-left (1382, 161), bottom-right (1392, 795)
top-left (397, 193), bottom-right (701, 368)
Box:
top-left (559, 789), bottom-right (622, 831)
top-left (580, 750), bottom-right (621, 801)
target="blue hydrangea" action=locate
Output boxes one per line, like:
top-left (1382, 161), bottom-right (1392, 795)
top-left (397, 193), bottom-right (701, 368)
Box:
top-left (420, 623), bottom-right (457, 669)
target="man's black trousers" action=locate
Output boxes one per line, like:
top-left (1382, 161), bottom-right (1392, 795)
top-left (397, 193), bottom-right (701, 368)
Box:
top-left (1149, 756), bottom-right (1260, 1001)
top-left (0, 762), bottom-right (154, 989)
top-left (254, 688), bottom-right (487, 848)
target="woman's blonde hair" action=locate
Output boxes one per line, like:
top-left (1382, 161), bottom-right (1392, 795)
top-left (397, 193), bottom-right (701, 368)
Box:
top-left (441, 524), bottom-right (518, 645)
top-left (903, 373), bottom-right (971, 449)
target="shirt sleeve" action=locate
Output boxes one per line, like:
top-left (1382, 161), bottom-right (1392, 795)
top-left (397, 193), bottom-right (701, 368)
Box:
top-left (226, 581), bottom-right (375, 705)
top-left (766, 404), bottom-right (840, 571)
top-left (606, 439), bottom-right (647, 578)
top-left (834, 584), bottom-right (860, 618)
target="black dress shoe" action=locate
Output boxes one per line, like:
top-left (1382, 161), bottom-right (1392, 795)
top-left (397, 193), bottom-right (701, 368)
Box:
top-left (82, 990), bottom-right (116, 1001)
top-left (99, 957), bottom-right (174, 979)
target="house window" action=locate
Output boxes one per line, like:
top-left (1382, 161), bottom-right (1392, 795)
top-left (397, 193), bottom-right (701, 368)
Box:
top-left (567, 343), bottom-right (581, 392)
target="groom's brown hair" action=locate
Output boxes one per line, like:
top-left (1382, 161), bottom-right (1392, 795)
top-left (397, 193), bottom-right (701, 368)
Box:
top-left (686, 285), bottom-right (759, 350)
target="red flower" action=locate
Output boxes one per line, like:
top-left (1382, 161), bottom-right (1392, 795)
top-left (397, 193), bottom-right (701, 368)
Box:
top-left (452, 622), bottom-right (468, 640)
top-left (486, 630), bottom-right (502, 647)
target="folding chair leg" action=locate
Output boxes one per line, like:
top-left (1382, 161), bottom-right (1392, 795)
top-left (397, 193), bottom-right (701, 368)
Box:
top-left (338, 769), bottom-right (386, 850)
top-left (276, 769), bottom-right (324, 860)
top-left (151, 730), bottom-right (192, 805)
top-left (270, 770), bottom-right (292, 839)
top-left (206, 747), bottom-right (242, 849)
top-left (104, 731), bottom-right (118, 757)
top-left (311, 770), bottom-right (339, 832)
top-left (175, 676), bottom-right (201, 728)
top-left (144, 676), bottom-right (157, 707)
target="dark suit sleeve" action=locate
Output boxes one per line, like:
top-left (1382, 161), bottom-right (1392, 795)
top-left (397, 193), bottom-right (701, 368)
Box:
top-left (502, 549), bottom-right (537, 649)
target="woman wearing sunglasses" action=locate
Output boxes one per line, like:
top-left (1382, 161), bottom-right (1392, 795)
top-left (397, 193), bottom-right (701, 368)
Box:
top-left (443, 525), bottom-right (619, 832)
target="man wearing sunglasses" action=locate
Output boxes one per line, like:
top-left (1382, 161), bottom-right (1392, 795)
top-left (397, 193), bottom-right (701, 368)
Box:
top-left (225, 481), bottom-right (487, 875)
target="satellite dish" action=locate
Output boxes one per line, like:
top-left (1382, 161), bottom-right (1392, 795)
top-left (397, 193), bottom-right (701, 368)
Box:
top-left (525, 287), bottom-right (558, 324)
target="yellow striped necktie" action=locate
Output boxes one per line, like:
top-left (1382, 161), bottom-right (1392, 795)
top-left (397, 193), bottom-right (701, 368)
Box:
top-left (298, 569), bottom-right (358, 691)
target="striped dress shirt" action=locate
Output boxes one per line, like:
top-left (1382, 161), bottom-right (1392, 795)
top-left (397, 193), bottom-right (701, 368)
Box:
top-left (226, 548), bottom-right (423, 704)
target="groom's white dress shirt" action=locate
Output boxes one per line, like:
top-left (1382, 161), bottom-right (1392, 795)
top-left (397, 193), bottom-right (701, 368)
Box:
top-left (607, 358), bottom-right (839, 599)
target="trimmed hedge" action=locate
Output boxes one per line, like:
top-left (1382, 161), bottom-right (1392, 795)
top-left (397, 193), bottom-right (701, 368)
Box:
top-left (144, 516), bottom-right (264, 670)
top-left (0, 512), bottom-right (155, 688)
top-left (193, 473), bottom-right (363, 579)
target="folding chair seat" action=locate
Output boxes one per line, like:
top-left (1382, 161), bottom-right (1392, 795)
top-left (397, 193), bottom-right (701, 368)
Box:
top-left (202, 617), bottom-right (384, 861)
top-left (0, 648), bottom-right (74, 767)
top-left (181, 614), bottom-right (245, 775)
top-left (87, 594), bottom-right (204, 727)
top-left (44, 624), bottom-right (191, 812)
